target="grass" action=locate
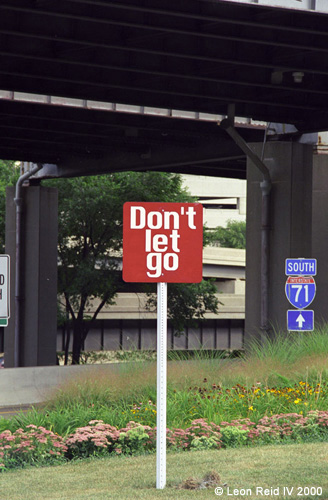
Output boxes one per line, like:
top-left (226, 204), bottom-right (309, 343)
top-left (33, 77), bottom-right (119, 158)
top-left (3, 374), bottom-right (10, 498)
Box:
top-left (0, 442), bottom-right (327, 499)
top-left (2, 327), bottom-right (328, 435)
top-left (1, 329), bottom-right (328, 493)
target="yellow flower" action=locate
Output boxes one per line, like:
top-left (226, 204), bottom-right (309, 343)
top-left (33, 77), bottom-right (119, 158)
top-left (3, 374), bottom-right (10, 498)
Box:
top-left (248, 406), bottom-right (255, 411)
top-left (294, 398), bottom-right (301, 404)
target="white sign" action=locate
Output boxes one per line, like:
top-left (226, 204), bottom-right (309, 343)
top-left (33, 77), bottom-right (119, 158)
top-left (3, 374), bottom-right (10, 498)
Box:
top-left (0, 255), bottom-right (10, 326)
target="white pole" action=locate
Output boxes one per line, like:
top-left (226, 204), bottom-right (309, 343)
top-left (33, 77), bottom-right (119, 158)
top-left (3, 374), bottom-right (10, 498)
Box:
top-left (156, 282), bottom-right (167, 489)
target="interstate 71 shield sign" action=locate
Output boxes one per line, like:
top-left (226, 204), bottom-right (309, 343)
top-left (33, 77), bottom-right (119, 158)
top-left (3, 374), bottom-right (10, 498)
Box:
top-left (123, 202), bottom-right (203, 283)
top-left (285, 276), bottom-right (316, 309)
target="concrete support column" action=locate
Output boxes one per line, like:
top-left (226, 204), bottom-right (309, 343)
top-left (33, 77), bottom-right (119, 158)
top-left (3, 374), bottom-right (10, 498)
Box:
top-left (5, 185), bottom-right (58, 367)
top-left (311, 153), bottom-right (328, 324)
top-left (245, 142), bottom-right (313, 340)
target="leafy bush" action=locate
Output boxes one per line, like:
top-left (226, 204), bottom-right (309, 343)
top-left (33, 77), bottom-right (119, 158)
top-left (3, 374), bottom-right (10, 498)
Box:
top-left (116, 423), bottom-right (154, 455)
top-left (1, 412), bottom-right (328, 471)
top-left (64, 420), bottom-right (121, 459)
top-left (220, 426), bottom-right (248, 448)
top-left (167, 419), bottom-right (221, 451)
top-left (190, 436), bottom-right (219, 451)
top-left (0, 425), bottom-right (67, 470)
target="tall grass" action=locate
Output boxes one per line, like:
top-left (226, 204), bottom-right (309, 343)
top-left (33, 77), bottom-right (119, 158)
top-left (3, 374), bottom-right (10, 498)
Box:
top-left (243, 326), bottom-right (328, 385)
top-left (2, 325), bottom-right (328, 435)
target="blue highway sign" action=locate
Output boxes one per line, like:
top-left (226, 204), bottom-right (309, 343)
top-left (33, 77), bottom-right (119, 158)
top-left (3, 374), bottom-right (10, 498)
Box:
top-left (287, 310), bottom-right (314, 331)
top-left (285, 258), bottom-right (316, 276)
top-left (285, 276), bottom-right (316, 309)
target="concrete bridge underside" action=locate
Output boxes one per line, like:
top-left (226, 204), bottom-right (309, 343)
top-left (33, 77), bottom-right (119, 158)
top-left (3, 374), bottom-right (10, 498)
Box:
top-left (1, 1), bottom-right (328, 365)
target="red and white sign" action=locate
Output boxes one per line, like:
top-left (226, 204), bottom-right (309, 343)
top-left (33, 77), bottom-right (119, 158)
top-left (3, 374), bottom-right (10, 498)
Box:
top-left (123, 202), bottom-right (203, 283)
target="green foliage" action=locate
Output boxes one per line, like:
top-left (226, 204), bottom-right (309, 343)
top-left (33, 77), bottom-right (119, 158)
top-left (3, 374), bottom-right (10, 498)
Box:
top-left (146, 280), bottom-right (219, 335)
top-left (209, 219), bottom-right (246, 249)
top-left (2, 410), bottom-right (328, 471)
top-left (220, 426), bottom-right (248, 448)
top-left (0, 160), bottom-right (19, 253)
top-left (245, 326), bottom-right (328, 381)
top-left (45, 171), bottom-right (217, 363)
top-left (117, 425), bottom-right (151, 455)
top-left (0, 425), bottom-right (67, 470)
top-left (190, 436), bottom-right (219, 451)
top-left (3, 334), bottom-right (328, 470)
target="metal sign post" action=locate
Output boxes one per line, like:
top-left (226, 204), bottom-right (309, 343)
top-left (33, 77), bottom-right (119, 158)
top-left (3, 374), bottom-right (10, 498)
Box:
top-left (156, 282), bottom-right (167, 489)
top-left (122, 202), bottom-right (203, 489)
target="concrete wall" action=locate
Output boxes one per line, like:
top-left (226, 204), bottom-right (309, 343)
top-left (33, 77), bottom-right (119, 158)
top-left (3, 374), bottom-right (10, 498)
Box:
top-left (0, 364), bottom-right (122, 407)
top-left (245, 142), bottom-right (314, 339)
top-left (311, 153), bottom-right (328, 324)
top-left (5, 186), bottom-right (58, 367)
top-left (182, 174), bottom-right (246, 228)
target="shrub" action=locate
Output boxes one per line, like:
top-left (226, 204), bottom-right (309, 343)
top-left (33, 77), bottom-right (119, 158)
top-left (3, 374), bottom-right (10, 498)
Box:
top-left (65, 420), bottom-right (155, 459)
top-left (190, 436), bottom-right (219, 451)
top-left (220, 426), bottom-right (248, 448)
top-left (64, 420), bottom-right (120, 459)
top-left (0, 425), bottom-right (67, 470)
top-left (116, 423), bottom-right (154, 455)
top-left (167, 419), bottom-right (221, 451)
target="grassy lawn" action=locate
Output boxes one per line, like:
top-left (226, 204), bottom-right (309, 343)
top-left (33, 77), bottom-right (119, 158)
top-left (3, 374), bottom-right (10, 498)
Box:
top-left (1, 442), bottom-right (327, 500)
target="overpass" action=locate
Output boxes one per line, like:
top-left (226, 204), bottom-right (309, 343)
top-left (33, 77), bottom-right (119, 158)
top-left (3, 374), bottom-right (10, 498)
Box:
top-left (1, 0), bottom-right (328, 365)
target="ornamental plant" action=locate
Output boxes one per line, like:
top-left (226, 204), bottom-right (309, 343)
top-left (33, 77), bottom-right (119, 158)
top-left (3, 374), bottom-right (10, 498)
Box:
top-left (167, 419), bottom-right (222, 451)
top-left (1, 412), bottom-right (328, 471)
top-left (0, 425), bottom-right (67, 470)
top-left (220, 426), bottom-right (248, 448)
top-left (116, 423), bottom-right (154, 455)
top-left (65, 420), bottom-right (155, 459)
top-left (220, 410), bottom-right (328, 446)
top-left (64, 420), bottom-right (121, 459)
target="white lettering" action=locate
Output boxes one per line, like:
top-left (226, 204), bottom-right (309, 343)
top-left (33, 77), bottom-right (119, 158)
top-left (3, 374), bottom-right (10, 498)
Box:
top-left (169, 230), bottom-right (180, 252)
top-left (153, 234), bottom-right (168, 252)
top-left (227, 487), bottom-right (252, 496)
top-left (146, 253), bottom-right (162, 278)
top-left (164, 211), bottom-right (179, 229)
top-left (163, 253), bottom-right (179, 271)
top-left (130, 206), bottom-right (145, 229)
top-left (145, 229), bottom-right (151, 252)
top-left (287, 260), bottom-right (316, 275)
top-left (148, 211), bottom-right (162, 229)
top-left (186, 206), bottom-right (196, 229)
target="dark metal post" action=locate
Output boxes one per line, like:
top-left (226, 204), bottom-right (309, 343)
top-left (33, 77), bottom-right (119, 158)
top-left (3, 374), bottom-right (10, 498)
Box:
top-left (14, 163), bottom-right (42, 367)
top-left (220, 119), bottom-right (272, 337)
top-left (260, 180), bottom-right (271, 337)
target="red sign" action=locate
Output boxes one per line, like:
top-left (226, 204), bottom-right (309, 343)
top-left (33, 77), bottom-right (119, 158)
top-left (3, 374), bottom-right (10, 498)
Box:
top-left (123, 202), bottom-right (203, 283)
top-left (285, 277), bottom-right (315, 285)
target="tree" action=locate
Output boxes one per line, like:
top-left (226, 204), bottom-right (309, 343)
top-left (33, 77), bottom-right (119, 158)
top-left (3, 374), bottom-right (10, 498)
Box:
top-left (146, 281), bottom-right (219, 335)
top-left (209, 219), bottom-right (246, 249)
top-left (46, 172), bottom-right (218, 364)
top-left (0, 160), bottom-right (19, 253)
